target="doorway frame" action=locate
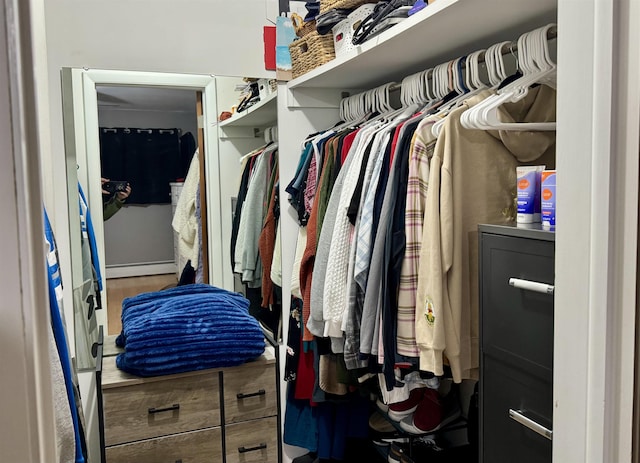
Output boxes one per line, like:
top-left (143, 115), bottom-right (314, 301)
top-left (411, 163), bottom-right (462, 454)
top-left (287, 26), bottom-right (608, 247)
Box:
top-left (64, 68), bottom-right (222, 333)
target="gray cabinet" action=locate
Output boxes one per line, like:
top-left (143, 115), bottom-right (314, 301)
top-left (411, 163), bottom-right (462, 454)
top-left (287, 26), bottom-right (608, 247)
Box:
top-left (479, 224), bottom-right (554, 463)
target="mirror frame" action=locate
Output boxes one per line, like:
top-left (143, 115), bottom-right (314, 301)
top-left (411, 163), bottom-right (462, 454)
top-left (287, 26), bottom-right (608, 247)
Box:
top-left (62, 68), bottom-right (224, 346)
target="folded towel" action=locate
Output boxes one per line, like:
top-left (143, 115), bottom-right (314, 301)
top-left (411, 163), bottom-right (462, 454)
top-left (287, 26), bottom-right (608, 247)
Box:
top-left (115, 283), bottom-right (266, 377)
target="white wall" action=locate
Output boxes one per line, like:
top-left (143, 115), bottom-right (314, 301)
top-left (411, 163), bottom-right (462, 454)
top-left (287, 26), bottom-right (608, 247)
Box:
top-left (104, 204), bottom-right (175, 267)
top-left (98, 107), bottom-right (197, 269)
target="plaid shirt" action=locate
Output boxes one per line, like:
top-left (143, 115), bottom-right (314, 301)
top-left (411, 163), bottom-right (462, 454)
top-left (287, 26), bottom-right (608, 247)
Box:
top-left (396, 118), bottom-right (437, 357)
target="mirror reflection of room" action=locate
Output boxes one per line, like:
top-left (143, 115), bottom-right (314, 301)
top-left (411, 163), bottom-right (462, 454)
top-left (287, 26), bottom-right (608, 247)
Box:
top-left (216, 76), bottom-right (281, 342)
top-left (96, 86), bottom-right (200, 335)
top-left (60, 70), bottom-right (282, 463)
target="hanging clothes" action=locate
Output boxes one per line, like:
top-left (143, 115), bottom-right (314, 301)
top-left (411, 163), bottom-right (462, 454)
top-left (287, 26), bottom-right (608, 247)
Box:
top-left (283, 26), bottom-right (559, 455)
top-left (259, 162), bottom-right (279, 307)
top-left (396, 116), bottom-right (437, 358)
top-left (179, 131), bottom-right (197, 180)
top-left (76, 184), bottom-right (101, 368)
top-left (415, 86), bottom-right (556, 382)
top-left (300, 130), bottom-right (352, 343)
top-left (78, 184), bottom-right (103, 292)
top-left (172, 150), bottom-right (200, 270)
top-left (234, 144), bottom-right (278, 288)
top-left (44, 209), bottom-right (86, 463)
top-left (378, 119), bottom-right (421, 389)
top-left (230, 157), bottom-right (254, 270)
top-left (322, 125), bottom-right (380, 341)
top-left (195, 181), bottom-right (204, 283)
top-left (230, 144), bottom-right (281, 339)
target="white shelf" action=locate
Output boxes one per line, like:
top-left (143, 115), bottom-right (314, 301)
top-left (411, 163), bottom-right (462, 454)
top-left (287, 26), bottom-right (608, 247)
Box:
top-left (218, 92), bottom-right (277, 128)
top-left (287, 0), bottom-right (557, 91)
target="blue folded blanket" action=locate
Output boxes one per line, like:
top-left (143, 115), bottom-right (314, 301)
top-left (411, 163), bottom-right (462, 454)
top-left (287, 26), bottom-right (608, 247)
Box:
top-left (115, 283), bottom-right (265, 377)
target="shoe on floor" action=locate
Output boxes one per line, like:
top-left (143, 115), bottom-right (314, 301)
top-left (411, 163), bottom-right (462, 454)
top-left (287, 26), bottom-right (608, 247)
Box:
top-left (399, 387), bottom-right (462, 435)
top-left (376, 398), bottom-right (389, 414)
top-left (387, 442), bottom-right (404, 463)
top-left (369, 410), bottom-right (397, 433)
top-left (388, 387), bottom-right (426, 421)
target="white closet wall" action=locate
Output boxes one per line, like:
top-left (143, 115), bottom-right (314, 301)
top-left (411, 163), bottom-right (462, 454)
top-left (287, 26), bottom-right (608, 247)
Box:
top-left (555, 0), bottom-right (639, 461)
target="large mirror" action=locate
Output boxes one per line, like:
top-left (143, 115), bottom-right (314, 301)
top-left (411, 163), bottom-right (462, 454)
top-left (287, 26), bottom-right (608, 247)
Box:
top-left (61, 70), bottom-right (281, 373)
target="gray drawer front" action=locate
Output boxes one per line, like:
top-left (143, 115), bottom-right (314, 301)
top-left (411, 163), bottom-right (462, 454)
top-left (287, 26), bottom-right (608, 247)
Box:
top-left (481, 357), bottom-right (552, 463)
top-left (480, 234), bottom-right (554, 379)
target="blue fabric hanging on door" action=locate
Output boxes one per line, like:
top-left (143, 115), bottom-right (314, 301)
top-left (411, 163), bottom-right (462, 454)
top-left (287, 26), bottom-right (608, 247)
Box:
top-left (44, 209), bottom-right (86, 463)
top-left (78, 183), bottom-right (103, 292)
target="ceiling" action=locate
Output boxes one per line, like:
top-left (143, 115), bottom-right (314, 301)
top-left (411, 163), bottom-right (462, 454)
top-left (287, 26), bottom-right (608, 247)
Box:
top-left (96, 86), bottom-right (197, 112)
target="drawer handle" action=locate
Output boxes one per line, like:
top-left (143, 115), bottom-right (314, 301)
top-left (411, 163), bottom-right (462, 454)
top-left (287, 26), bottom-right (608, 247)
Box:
top-left (175, 460), bottom-right (182, 463)
top-left (238, 443), bottom-right (267, 453)
top-left (508, 409), bottom-right (553, 440)
top-left (148, 403), bottom-right (180, 414)
top-left (508, 278), bottom-right (554, 295)
top-left (237, 389), bottom-right (266, 400)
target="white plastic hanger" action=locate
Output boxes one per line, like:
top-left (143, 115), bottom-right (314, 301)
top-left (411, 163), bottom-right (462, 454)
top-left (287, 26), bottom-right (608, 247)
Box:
top-left (431, 51), bottom-right (492, 137)
top-left (401, 71), bottom-right (425, 107)
top-left (479, 25), bottom-right (556, 130)
top-left (239, 144), bottom-right (271, 164)
top-left (461, 24), bottom-right (556, 132)
top-left (459, 41), bottom-right (510, 129)
top-left (461, 27), bottom-right (536, 129)
top-left (324, 89), bottom-right (373, 135)
top-left (369, 81), bottom-right (417, 124)
top-left (421, 69), bottom-right (435, 105)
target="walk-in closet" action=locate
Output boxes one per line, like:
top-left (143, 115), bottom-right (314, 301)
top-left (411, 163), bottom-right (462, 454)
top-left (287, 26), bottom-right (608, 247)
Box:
top-left (1, 1), bottom-right (639, 463)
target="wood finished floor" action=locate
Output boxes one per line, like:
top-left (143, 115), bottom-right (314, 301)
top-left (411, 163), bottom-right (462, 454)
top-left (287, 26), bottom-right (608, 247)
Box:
top-left (106, 274), bottom-right (177, 335)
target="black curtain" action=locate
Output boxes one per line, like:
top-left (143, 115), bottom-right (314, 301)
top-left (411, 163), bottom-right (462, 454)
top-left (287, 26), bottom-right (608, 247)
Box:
top-left (179, 131), bottom-right (196, 180)
top-left (99, 128), bottom-right (188, 205)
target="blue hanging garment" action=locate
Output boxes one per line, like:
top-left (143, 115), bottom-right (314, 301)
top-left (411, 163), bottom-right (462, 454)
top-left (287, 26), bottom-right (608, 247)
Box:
top-left (44, 209), bottom-right (86, 463)
top-left (78, 183), bottom-right (103, 291)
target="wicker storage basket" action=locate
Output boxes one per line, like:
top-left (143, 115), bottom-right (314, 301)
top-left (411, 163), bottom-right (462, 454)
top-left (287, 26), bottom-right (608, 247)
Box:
top-left (289, 31), bottom-right (336, 79)
top-left (320, 0), bottom-right (378, 14)
top-left (291, 13), bottom-right (317, 38)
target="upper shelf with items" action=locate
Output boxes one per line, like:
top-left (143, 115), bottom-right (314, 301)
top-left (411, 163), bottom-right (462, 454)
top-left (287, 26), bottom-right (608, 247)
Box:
top-left (287, 0), bottom-right (557, 91)
top-left (218, 92), bottom-right (278, 128)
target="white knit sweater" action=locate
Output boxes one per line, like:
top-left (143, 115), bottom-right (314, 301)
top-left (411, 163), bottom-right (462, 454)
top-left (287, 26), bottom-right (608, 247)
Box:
top-left (172, 151), bottom-right (200, 269)
top-left (322, 126), bottom-right (378, 338)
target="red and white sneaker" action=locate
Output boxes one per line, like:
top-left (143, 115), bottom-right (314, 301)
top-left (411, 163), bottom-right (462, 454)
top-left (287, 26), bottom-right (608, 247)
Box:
top-left (398, 388), bottom-right (460, 435)
top-left (387, 387), bottom-right (426, 421)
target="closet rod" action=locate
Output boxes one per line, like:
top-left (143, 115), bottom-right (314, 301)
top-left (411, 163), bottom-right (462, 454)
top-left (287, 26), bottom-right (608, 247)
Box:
top-left (386, 25), bottom-right (558, 92)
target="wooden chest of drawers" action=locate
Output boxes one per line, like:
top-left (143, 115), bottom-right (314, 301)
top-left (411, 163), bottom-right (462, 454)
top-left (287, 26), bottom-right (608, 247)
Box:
top-left (100, 339), bottom-right (280, 463)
